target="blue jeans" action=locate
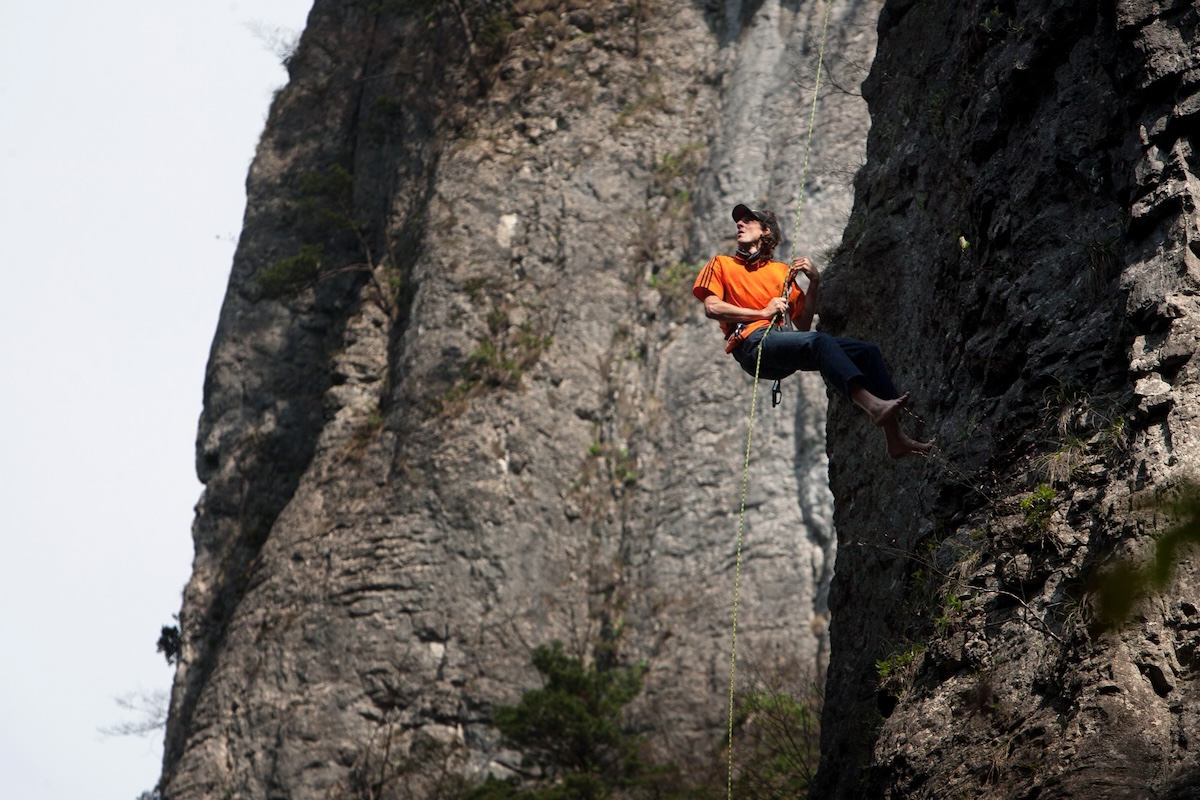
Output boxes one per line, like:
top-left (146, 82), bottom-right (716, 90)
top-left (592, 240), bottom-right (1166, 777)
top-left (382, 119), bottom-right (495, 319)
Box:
top-left (731, 327), bottom-right (900, 400)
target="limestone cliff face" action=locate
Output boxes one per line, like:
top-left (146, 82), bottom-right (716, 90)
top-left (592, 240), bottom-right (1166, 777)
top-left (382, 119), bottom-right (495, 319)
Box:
top-left (161, 0), bottom-right (877, 796)
top-left (815, 0), bottom-right (1200, 797)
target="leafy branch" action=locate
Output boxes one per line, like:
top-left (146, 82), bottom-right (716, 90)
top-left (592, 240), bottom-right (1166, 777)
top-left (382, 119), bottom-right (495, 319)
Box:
top-left (257, 163), bottom-right (404, 315)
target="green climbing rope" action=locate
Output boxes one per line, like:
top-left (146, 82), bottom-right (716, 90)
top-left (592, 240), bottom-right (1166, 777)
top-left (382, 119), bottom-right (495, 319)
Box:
top-left (726, 2), bottom-right (833, 797)
top-left (791, 0), bottom-right (834, 258)
top-left (725, 328), bottom-right (767, 800)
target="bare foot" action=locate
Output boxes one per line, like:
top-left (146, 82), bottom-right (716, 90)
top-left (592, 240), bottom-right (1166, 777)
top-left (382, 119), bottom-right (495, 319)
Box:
top-left (850, 386), bottom-right (931, 457)
top-left (853, 389), bottom-right (910, 427)
top-left (882, 422), bottom-right (933, 459)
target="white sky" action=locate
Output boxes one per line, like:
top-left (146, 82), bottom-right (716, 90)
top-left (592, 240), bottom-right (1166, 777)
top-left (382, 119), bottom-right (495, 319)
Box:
top-left (0, 1), bottom-right (313, 798)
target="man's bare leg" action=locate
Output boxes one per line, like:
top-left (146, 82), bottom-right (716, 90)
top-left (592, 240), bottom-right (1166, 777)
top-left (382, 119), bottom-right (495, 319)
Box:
top-left (849, 385), bottom-right (933, 458)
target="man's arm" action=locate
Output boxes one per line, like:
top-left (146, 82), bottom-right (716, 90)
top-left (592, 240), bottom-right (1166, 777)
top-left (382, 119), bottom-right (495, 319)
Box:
top-left (701, 293), bottom-right (789, 324)
top-left (790, 258), bottom-right (820, 332)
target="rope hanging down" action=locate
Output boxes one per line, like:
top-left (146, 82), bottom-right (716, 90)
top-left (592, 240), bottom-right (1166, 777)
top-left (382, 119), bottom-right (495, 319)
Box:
top-left (726, 2), bottom-right (832, 797)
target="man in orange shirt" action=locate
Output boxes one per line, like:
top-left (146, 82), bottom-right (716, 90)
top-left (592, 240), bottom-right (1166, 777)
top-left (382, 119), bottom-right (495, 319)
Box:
top-left (693, 204), bottom-right (931, 458)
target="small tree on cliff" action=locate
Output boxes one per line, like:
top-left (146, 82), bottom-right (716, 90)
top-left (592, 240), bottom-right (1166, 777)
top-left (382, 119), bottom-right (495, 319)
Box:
top-left (469, 641), bottom-right (672, 799)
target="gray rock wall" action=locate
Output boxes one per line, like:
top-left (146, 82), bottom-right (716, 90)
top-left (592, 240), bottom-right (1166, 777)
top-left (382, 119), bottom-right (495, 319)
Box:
top-left (161, 0), bottom-right (878, 796)
top-left (815, 0), bottom-right (1200, 797)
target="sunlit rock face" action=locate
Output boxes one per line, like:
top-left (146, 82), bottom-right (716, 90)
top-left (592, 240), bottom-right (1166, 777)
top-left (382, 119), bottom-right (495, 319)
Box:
top-left (160, 0), bottom-right (879, 796)
top-left (815, 1), bottom-right (1200, 797)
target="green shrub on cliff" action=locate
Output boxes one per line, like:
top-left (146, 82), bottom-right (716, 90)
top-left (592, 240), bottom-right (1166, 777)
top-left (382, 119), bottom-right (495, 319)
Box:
top-left (1095, 486), bottom-right (1200, 626)
top-left (469, 643), bottom-right (822, 798)
top-left (467, 641), bottom-right (668, 799)
top-left (726, 687), bottom-right (820, 798)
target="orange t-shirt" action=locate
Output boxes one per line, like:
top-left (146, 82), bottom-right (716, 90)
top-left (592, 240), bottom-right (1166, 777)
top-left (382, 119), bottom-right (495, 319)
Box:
top-left (692, 254), bottom-right (806, 352)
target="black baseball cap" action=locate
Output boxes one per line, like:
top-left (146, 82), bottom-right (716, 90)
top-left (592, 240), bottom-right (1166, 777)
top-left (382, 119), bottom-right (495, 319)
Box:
top-left (732, 204), bottom-right (780, 243)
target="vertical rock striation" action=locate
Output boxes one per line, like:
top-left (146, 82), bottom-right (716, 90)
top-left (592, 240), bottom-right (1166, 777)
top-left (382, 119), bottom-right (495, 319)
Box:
top-left (816, 1), bottom-right (1200, 797)
top-left (162, 0), bottom-right (878, 796)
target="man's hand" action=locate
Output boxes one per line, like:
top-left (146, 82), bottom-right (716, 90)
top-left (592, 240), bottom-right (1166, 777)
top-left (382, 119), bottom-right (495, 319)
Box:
top-left (762, 296), bottom-right (790, 320)
top-left (790, 256), bottom-right (819, 285)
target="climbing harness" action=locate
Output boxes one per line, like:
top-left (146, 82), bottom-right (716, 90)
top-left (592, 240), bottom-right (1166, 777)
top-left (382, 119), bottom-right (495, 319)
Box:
top-left (726, 1), bottom-right (833, 797)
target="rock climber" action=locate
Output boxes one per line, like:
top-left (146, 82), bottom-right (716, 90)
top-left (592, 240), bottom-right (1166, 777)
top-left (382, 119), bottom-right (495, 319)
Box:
top-left (692, 203), bottom-right (932, 458)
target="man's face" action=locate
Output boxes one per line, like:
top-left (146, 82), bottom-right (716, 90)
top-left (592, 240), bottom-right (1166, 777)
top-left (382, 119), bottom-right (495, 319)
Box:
top-left (736, 217), bottom-right (764, 247)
